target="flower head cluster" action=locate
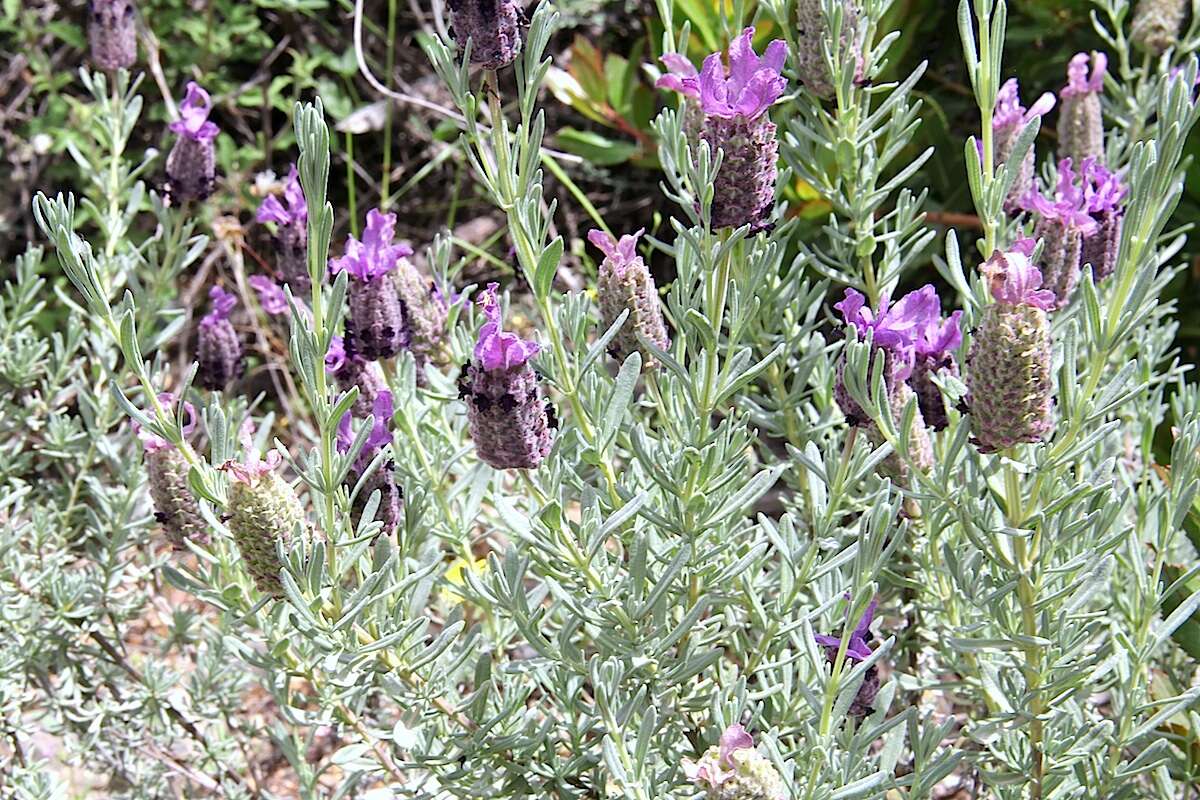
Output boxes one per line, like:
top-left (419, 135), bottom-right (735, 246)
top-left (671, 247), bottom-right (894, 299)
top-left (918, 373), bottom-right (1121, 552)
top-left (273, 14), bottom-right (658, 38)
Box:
top-left (657, 28), bottom-right (786, 230)
top-left (327, 335), bottom-right (388, 418)
top-left (794, 0), bottom-right (863, 99)
top-left (1131, 0), bottom-right (1188, 56)
top-left (460, 284), bottom-right (555, 470)
top-left (197, 286), bottom-right (243, 391)
top-left (589, 228), bottom-right (670, 368)
top-left (682, 724), bottom-right (786, 800)
top-left (135, 393), bottom-right (207, 548)
top-left (815, 599), bottom-right (881, 718)
top-left (88, 0), bottom-right (137, 71)
top-left (336, 390), bottom-right (403, 536)
top-left (447, 0), bottom-right (523, 70)
top-left (993, 79), bottom-right (1055, 211)
top-left (257, 165), bottom-right (311, 294)
top-left (166, 82), bottom-right (219, 202)
top-left (333, 209), bottom-right (413, 360)
top-left (1057, 52), bottom-right (1107, 165)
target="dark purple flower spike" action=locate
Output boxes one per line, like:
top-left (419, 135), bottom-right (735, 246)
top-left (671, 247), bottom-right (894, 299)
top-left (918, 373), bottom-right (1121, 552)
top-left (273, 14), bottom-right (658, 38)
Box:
top-left (331, 209), bottom-right (413, 361)
top-left (197, 286), bottom-right (243, 391)
top-left (166, 82), bottom-right (219, 202)
top-left (815, 599), bottom-right (881, 718)
top-left (336, 391), bottom-right (404, 537)
top-left (993, 79), bottom-right (1055, 213)
top-left (447, 0), bottom-right (523, 70)
top-left (257, 165), bottom-right (310, 294)
top-left (1022, 158), bottom-right (1099, 309)
top-left (1079, 158), bottom-right (1128, 282)
top-left (1057, 52), bottom-right (1106, 166)
top-left (89, 0), bottom-right (137, 71)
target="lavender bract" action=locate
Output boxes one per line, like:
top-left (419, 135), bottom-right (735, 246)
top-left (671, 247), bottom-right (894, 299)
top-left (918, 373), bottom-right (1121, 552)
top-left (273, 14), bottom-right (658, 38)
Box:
top-left (166, 82), bottom-right (219, 202)
top-left (220, 425), bottom-right (305, 598)
top-left (815, 600), bottom-right (881, 719)
top-left (331, 209), bottom-right (413, 361)
top-left (447, 0), bottom-right (523, 70)
top-left (196, 286), bottom-right (243, 391)
top-left (992, 79), bottom-right (1055, 213)
top-left (337, 391), bottom-right (403, 537)
top-left (135, 394), bottom-right (207, 549)
top-left (589, 228), bottom-right (670, 368)
top-left (256, 165), bottom-right (310, 295)
top-left (1131, 0), bottom-right (1187, 56)
top-left (1079, 157), bottom-right (1128, 282)
top-left (249, 274), bottom-right (288, 316)
top-left (966, 248), bottom-right (1057, 453)
top-left (1057, 53), bottom-right (1107, 167)
top-left (910, 304), bottom-right (963, 432)
top-left (1022, 158), bottom-right (1099, 309)
top-left (657, 29), bottom-right (787, 231)
top-left (793, 0), bottom-right (862, 100)
top-left (460, 284), bottom-right (554, 470)
top-left (682, 724), bottom-right (786, 800)
top-left (88, 0), bottom-right (137, 71)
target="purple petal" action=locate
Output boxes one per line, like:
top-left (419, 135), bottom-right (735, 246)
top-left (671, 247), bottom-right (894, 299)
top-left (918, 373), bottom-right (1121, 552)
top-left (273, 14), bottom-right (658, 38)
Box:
top-left (717, 724), bottom-right (754, 768)
top-left (256, 195), bottom-right (290, 226)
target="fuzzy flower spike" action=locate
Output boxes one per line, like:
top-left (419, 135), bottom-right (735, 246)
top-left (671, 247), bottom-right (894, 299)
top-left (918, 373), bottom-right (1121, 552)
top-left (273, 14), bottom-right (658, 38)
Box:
top-left (993, 79), bottom-right (1056, 212)
top-left (89, 0), bottom-right (137, 71)
top-left (815, 599), bottom-right (881, 718)
top-left (257, 165), bottom-right (310, 295)
top-left (337, 391), bottom-right (403, 538)
top-left (447, 0), bottom-right (523, 70)
top-left (794, 0), bottom-right (864, 99)
top-left (220, 422), bottom-right (306, 598)
top-left (460, 284), bottom-right (555, 470)
top-left (1131, 0), bottom-right (1187, 56)
top-left (1079, 158), bottom-right (1128, 282)
top-left (966, 249), bottom-right (1056, 453)
top-left (589, 228), bottom-right (670, 369)
top-left (331, 209), bottom-right (413, 361)
top-left (1057, 52), bottom-right (1107, 166)
top-left (1022, 158), bottom-right (1100, 309)
top-left (910, 303), bottom-right (963, 432)
top-left (135, 393), bottom-right (207, 549)
top-left (657, 28), bottom-right (787, 231)
top-left (392, 254), bottom-right (450, 384)
top-left (166, 82), bottom-right (219, 202)
top-left (196, 286), bottom-right (243, 391)
top-left (682, 724), bottom-right (786, 800)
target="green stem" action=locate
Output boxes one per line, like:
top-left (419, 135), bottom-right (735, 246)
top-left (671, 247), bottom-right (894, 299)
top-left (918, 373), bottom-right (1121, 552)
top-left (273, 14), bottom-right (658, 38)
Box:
top-left (381, 0), bottom-right (398, 206)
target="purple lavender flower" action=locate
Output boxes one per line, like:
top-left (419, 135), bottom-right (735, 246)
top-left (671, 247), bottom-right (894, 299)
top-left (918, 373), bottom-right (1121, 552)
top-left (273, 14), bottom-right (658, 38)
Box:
top-left (794, 0), bottom-right (863, 99)
top-left (992, 79), bottom-right (1055, 213)
top-left (815, 599), bottom-right (881, 718)
top-left (460, 283), bottom-right (555, 470)
top-left (1131, 0), bottom-right (1187, 56)
top-left (1079, 157), bottom-right (1128, 282)
top-left (448, 0), bottom-right (523, 70)
top-left (966, 249), bottom-right (1056, 453)
top-left (249, 274), bottom-right (289, 316)
top-left (337, 391), bottom-right (403, 537)
top-left (1022, 158), bottom-right (1100, 309)
top-left (197, 286), bottom-right (243, 391)
top-left (88, 0), bottom-right (137, 71)
top-left (327, 335), bottom-right (388, 419)
top-left (256, 165), bottom-right (310, 294)
top-left (392, 257), bottom-right (450, 383)
top-left (657, 28), bottom-right (787, 230)
top-left (134, 393), bottom-right (207, 548)
top-left (910, 305), bottom-right (963, 432)
top-left (682, 724), bottom-right (786, 800)
top-left (589, 228), bottom-right (670, 369)
top-left (331, 209), bottom-right (413, 361)
top-left (166, 82), bottom-right (219, 202)
top-left (1057, 52), bottom-right (1106, 166)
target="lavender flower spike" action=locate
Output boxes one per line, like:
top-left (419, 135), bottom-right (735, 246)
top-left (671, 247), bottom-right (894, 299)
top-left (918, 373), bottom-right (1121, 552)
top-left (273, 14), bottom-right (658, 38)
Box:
top-left (966, 249), bottom-right (1056, 453)
top-left (331, 209), bottom-right (413, 361)
top-left (794, 0), bottom-right (863, 100)
top-left (1079, 158), bottom-right (1128, 282)
top-left (460, 283), bottom-right (555, 470)
top-left (682, 724), bottom-right (786, 800)
top-left (166, 82), bottom-right (219, 202)
top-left (337, 391), bottom-right (403, 538)
top-left (1131, 0), bottom-right (1187, 56)
top-left (197, 286), bottom-right (243, 391)
top-left (256, 165), bottom-right (310, 295)
top-left (657, 28), bottom-right (787, 230)
top-left (88, 0), bottom-right (137, 71)
top-left (249, 275), bottom-right (288, 317)
top-left (448, 0), bottom-right (522, 70)
top-left (993, 79), bottom-right (1055, 213)
top-left (135, 393), bottom-right (207, 549)
top-left (815, 599), bottom-right (881, 718)
top-left (326, 335), bottom-right (388, 419)
top-left (392, 256), bottom-right (450, 383)
top-left (1057, 52), bottom-right (1107, 166)
top-left (1022, 158), bottom-right (1099, 309)
top-left (589, 228), bottom-right (670, 369)
top-left (910, 305), bottom-right (963, 432)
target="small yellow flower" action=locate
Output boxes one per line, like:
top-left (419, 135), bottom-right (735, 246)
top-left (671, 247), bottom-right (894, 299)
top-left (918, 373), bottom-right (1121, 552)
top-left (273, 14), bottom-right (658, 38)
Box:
top-left (444, 556), bottom-right (487, 604)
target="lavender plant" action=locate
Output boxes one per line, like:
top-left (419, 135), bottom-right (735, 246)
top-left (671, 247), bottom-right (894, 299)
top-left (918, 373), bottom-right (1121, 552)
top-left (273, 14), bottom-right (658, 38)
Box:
top-left (8, 0), bottom-right (1200, 797)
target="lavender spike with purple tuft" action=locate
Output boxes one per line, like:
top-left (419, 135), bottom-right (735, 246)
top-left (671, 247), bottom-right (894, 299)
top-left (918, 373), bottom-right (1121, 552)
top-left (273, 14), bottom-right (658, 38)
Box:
top-left (256, 165), bottom-right (310, 295)
top-left (1021, 158), bottom-right (1099, 309)
top-left (331, 209), bottom-right (413, 361)
top-left (682, 724), bottom-right (786, 800)
top-left (166, 82), bottom-right (219, 202)
top-left (815, 599), bottom-right (882, 718)
top-left (589, 228), bottom-right (670, 369)
top-left (447, 0), bottom-right (523, 70)
top-left (88, 0), bottom-right (137, 71)
top-left (135, 393), bottom-right (207, 549)
top-left (196, 286), bottom-right (243, 391)
top-left (992, 79), bottom-right (1055, 213)
top-left (1057, 52), bottom-right (1107, 166)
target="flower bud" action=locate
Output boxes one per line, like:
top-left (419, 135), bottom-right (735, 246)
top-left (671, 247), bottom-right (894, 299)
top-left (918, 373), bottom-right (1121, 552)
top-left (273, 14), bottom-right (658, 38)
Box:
top-left (197, 286), bottom-right (243, 391)
top-left (815, 600), bottom-right (881, 718)
top-left (1131, 0), bottom-right (1187, 56)
top-left (589, 228), bottom-right (670, 368)
top-left (256, 165), bottom-right (310, 295)
top-left (166, 82), bottom-right (219, 202)
top-left (967, 249), bottom-right (1057, 452)
top-left (393, 258), bottom-right (450, 382)
top-left (1057, 53), bottom-right (1106, 166)
top-left (1022, 158), bottom-right (1098, 309)
top-left (331, 209), bottom-right (414, 361)
top-left (794, 0), bottom-right (863, 99)
top-left (88, 0), bottom-right (137, 71)
top-left (136, 394), bottom-right (207, 549)
top-left (657, 29), bottom-right (787, 231)
top-left (992, 79), bottom-right (1055, 213)
top-left (683, 724), bottom-right (786, 800)
top-left (461, 284), bottom-right (555, 470)
top-left (447, 0), bottom-right (522, 70)
top-left (221, 427), bottom-right (305, 598)
top-left (869, 382), bottom-right (934, 484)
